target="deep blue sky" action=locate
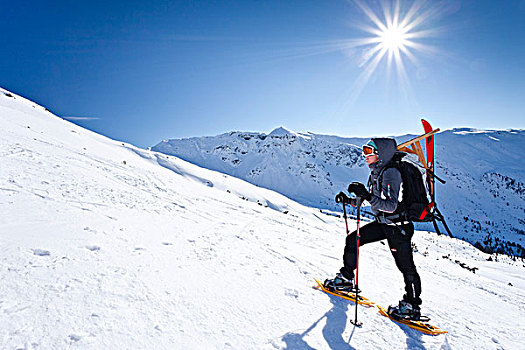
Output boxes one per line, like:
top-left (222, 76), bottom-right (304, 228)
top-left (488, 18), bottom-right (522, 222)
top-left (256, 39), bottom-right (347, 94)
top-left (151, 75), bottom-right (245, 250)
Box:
top-left (1, 0), bottom-right (524, 147)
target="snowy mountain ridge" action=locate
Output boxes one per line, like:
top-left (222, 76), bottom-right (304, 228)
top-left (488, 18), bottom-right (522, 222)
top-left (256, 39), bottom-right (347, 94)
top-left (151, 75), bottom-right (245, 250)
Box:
top-left (152, 126), bottom-right (525, 257)
top-left (1, 87), bottom-right (524, 349)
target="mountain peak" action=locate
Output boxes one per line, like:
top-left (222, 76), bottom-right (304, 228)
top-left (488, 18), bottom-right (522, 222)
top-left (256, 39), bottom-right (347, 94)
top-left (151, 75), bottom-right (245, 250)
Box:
top-left (268, 126), bottom-right (297, 137)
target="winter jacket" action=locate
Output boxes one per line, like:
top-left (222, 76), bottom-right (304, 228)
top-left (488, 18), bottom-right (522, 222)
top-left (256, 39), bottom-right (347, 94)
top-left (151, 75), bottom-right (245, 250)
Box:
top-left (366, 138), bottom-right (403, 221)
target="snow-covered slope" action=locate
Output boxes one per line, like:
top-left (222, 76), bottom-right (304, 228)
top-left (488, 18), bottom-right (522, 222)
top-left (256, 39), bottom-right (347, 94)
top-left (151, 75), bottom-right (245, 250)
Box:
top-left (1, 88), bottom-right (524, 349)
top-left (152, 127), bottom-right (525, 257)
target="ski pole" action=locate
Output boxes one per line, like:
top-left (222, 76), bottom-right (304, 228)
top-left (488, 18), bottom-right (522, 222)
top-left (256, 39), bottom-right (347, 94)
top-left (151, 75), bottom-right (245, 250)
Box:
top-left (351, 196), bottom-right (363, 327)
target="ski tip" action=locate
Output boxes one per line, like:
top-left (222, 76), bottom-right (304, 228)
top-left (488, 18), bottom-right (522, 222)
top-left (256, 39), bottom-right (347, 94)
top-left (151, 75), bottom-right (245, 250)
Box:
top-left (313, 278), bottom-right (323, 290)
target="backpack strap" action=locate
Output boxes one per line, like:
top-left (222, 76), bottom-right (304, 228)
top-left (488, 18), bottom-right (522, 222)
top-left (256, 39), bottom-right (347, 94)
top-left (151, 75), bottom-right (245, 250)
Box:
top-left (377, 161), bottom-right (400, 193)
top-left (376, 161), bottom-right (407, 222)
top-left (376, 151), bottom-right (406, 189)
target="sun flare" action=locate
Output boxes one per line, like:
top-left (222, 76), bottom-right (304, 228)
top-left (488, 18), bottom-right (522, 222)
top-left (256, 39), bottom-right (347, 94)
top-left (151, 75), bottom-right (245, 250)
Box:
top-left (242, 0), bottom-right (444, 110)
top-left (335, 0), bottom-right (445, 105)
top-left (379, 25), bottom-right (408, 53)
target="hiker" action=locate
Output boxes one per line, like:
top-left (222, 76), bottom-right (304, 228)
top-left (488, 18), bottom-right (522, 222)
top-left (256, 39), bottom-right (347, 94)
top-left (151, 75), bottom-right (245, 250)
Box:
top-left (325, 138), bottom-right (422, 320)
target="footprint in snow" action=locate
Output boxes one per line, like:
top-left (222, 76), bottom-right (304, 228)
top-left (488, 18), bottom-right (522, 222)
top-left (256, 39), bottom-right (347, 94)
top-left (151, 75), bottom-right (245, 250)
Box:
top-left (86, 245), bottom-right (100, 251)
top-left (162, 242), bottom-right (173, 246)
top-left (69, 334), bottom-right (82, 342)
top-left (285, 288), bottom-right (299, 299)
top-left (32, 249), bottom-right (50, 256)
top-left (83, 227), bottom-right (96, 234)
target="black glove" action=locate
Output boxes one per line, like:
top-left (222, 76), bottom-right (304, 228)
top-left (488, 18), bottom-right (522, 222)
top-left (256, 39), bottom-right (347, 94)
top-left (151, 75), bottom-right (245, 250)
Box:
top-left (335, 191), bottom-right (349, 204)
top-left (348, 182), bottom-right (371, 201)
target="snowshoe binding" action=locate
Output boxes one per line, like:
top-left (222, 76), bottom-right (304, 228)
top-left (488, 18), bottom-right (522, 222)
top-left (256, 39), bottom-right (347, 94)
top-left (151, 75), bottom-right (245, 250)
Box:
top-left (323, 273), bottom-right (357, 293)
top-left (387, 300), bottom-right (428, 322)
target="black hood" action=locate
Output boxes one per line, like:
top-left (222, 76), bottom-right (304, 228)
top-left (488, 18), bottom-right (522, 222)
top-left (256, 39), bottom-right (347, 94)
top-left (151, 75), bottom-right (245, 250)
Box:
top-left (370, 137), bottom-right (397, 168)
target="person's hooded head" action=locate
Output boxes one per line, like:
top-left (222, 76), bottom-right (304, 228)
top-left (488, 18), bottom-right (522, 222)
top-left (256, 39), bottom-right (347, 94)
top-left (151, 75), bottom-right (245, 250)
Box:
top-left (362, 138), bottom-right (397, 168)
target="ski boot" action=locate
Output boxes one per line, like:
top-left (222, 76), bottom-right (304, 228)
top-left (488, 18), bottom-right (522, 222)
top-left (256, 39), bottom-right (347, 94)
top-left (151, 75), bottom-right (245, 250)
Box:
top-left (388, 300), bottom-right (421, 321)
top-left (323, 273), bottom-right (355, 293)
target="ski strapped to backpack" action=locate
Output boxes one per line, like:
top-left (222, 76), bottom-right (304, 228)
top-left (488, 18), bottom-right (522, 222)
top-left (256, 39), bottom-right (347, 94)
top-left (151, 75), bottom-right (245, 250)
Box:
top-left (379, 119), bottom-right (454, 237)
top-left (420, 119), bottom-right (454, 238)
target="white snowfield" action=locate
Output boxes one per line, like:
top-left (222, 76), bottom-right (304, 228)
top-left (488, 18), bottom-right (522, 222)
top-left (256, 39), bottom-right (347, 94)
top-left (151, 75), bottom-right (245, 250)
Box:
top-left (0, 88), bottom-right (524, 349)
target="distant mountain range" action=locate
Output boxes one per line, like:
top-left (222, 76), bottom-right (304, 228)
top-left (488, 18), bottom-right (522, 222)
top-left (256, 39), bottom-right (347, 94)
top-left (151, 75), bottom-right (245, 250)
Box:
top-left (152, 126), bottom-right (525, 257)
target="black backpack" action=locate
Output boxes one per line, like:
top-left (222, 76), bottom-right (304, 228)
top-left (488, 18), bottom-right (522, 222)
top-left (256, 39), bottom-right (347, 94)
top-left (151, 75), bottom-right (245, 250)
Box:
top-left (379, 152), bottom-right (434, 222)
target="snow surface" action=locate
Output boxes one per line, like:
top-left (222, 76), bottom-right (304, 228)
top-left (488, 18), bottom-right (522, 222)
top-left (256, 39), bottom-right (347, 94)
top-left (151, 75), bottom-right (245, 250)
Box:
top-left (1, 87), bottom-right (524, 349)
top-left (152, 126), bottom-right (525, 257)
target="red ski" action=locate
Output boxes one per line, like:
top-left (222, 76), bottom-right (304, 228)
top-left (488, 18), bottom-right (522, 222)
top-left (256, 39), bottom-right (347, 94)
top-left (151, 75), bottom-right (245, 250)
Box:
top-left (420, 119), bottom-right (454, 237)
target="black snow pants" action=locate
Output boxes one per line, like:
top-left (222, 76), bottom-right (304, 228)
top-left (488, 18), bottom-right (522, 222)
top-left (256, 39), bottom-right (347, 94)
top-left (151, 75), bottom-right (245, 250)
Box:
top-left (339, 220), bottom-right (422, 306)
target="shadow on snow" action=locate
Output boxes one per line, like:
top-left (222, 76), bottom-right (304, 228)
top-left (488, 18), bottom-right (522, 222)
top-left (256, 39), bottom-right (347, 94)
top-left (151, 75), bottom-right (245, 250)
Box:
top-left (281, 294), bottom-right (357, 350)
top-left (280, 292), bottom-right (450, 349)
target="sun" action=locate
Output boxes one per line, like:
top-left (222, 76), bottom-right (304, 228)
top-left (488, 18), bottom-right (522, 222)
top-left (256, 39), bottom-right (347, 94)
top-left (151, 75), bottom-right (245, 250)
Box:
top-left (333, 0), bottom-right (445, 105)
top-left (239, 0), bottom-right (443, 109)
top-left (379, 25), bottom-right (408, 53)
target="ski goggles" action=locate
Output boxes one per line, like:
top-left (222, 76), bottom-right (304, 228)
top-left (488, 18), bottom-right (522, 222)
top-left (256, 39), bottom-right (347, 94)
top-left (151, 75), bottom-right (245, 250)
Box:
top-left (362, 140), bottom-right (378, 156)
top-left (362, 146), bottom-right (378, 157)
top-left (362, 146), bottom-right (376, 156)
